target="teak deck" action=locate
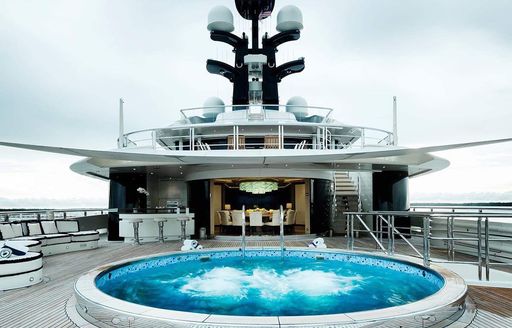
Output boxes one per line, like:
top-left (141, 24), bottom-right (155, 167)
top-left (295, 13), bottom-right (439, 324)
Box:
top-left (1, 238), bottom-right (511, 327)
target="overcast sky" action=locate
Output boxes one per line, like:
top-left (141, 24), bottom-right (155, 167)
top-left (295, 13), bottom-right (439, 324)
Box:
top-left (1, 0), bottom-right (512, 208)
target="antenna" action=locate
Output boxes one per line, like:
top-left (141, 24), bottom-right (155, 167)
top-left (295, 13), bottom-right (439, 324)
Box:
top-left (393, 96), bottom-right (398, 146)
top-left (118, 98), bottom-right (125, 148)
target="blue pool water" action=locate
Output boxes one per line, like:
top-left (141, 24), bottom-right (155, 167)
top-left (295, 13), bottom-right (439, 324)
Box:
top-left (96, 250), bottom-right (444, 316)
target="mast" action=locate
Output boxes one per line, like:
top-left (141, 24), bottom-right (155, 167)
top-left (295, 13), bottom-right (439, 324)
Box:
top-left (206, 0), bottom-right (304, 106)
top-left (118, 98), bottom-right (125, 148)
top-left (393, 96), bottom-right (398, 146)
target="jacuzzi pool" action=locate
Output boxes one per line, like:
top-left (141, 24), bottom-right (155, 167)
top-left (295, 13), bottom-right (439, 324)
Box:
top-left (74, 248), bottom-right (467, 327)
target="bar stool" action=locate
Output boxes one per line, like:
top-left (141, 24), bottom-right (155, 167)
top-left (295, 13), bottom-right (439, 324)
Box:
top-left (154, 218), bottom-right (168, 243)
top-left (125, 218), bottom-right (143, 245)
top-left (176, 217), bottom-right (190, 241)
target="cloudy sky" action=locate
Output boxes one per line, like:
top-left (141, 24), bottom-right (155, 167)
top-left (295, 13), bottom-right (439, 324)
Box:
top-left (1, 0), bottom-right (511, 208)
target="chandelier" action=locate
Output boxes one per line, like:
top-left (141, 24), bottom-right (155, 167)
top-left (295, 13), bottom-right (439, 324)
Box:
top-left (239, 181), bottom-right (278, 194)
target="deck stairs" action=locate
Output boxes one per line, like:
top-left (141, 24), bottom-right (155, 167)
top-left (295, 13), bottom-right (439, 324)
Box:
top-left (333, 172), bottom-right (361, 234)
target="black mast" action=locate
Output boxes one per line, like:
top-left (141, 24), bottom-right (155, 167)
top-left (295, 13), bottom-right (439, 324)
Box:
top-left (206, 0), bottom-right (304, 107)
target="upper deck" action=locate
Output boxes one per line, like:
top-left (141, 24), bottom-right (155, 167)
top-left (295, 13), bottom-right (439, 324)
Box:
top-left (120, 104), bottom-right (394, 152)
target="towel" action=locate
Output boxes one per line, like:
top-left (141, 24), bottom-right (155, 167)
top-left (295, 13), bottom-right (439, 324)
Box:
top-left (183, 239), bottom-right (194, 246)
top-left (0, 248), bottom-right (12, 259)
top-left (4, 241), bottom-right (29, 255)
top-left (308, 238), bottom-right (328, 249)
top-left (181, 239), bottom-right (203, 251)
top-left (0, 241), bottom-right (29, 257)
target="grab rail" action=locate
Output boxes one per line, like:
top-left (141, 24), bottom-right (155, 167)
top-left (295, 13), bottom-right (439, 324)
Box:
top-left (241, 205), bottom-right (246, 259)
top-left (279, 205), bottom-right (285, 260)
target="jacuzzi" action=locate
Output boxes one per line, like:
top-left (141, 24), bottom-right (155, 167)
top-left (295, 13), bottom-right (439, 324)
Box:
top-left (74, 248), bottom-right (467, 327)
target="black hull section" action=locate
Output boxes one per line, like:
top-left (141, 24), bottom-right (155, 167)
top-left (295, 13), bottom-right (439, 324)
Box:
top-left (373, 171), bottom-right (410, 234)
top-left (108, 173), bottom-right (147, 241)
top-left (310, 179), bottom-right (334, 235)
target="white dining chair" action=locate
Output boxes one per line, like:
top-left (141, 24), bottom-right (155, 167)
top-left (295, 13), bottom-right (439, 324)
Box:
top-left (249, 212), bottom-right (263, 235)
top-left (231, 210), bottom-right (245, 235)
top-left (264, 210), bottom-right (281, 235)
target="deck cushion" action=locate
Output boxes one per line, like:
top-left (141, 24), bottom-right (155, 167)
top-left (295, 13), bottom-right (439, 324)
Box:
top-left (40, 221), bottom-right (59, 234)
top-left (12, 236), bottom-right (47, 247)
top-left (11, 223), bottom-right (23, 237)
top-left (0, 252), bottom-right (42, 276)
top-left (27, 223), bottom-right (43, 236)
top-left (69, 231), bottom-right (100, 242)
top-left (12, 239), bottom-right (42, 253)
top-left (55, 220), bottom-right (79, 233)
top-left (42, 234), bottom-right (72, 245)
top-left (0, 224), bottom-right (15, 240)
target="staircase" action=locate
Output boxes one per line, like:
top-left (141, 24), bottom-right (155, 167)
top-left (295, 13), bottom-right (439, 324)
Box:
top-left (333, 172), bottom-right (361, 234)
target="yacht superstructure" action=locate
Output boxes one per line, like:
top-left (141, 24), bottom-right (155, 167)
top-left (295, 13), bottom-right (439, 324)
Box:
top-left (0, 0), bottom-right (511, 241)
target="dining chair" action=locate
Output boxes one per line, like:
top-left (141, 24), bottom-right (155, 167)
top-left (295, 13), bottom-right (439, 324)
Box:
top-left (249, 211), bottom-right (263, 235)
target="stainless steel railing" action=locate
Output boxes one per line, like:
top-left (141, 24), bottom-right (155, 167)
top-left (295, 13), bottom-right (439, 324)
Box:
top-left (241, 205), bottom-right (246, 259)
top-left (0, 208), bottom-right (115, 222)
top-left (346, 210), bottom-right (512, 281)
top-left (279, 205), bottom-right (285, 260)
top-left (120, 113), bottom-right (393, 152)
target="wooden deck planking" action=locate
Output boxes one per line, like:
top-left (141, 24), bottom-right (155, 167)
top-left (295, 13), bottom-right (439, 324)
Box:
top-left (0, 238), bottom-right (511, 327)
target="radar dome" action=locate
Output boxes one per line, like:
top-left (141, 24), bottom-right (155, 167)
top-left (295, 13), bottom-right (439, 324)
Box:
top-left (207, 6), bottom-right (235, 32)
top-left (276, 5), bottom-right (303, 32)
top-left (203, 97), bottom-right (225, 119)
top-left (286, 96), bottom-right (308, 119)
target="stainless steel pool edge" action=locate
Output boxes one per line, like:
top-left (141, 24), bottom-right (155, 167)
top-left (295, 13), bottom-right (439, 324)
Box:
top-left (73, 247), bottom-right (468, 328)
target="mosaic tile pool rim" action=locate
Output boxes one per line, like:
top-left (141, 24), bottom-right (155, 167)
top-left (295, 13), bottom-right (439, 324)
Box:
top-left (95, 248), bottom-right (445, 291)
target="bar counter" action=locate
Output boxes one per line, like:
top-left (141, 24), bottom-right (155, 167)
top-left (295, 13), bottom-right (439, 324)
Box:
top-left (119, 212), bottom-right (195, 243)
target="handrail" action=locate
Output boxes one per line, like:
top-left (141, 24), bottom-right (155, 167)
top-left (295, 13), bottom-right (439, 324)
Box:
top-left (280, 204), bottom-right (285, 260)
top-left (1, 208), bottom-right (115, 222)
top-left (241, 205), bottom-right (246, 259)
top-left (179, 104), bottom-right (334, 122)
top-left (411, 205), bottom-right (512, 211)
top-left (345, 210), bottom-right (512, 281)
top-left (120, 108), bottom-right (393, 152)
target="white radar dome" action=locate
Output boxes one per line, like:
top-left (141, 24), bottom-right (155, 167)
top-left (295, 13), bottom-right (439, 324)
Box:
top-left (207, 6), bottom-right (235, 32)
top-left (203, 97), bottom-right (225, 119)
top-left (286, 96), bottom-right (308, 118)
top-left (276, 5), bottom-right (303, 32)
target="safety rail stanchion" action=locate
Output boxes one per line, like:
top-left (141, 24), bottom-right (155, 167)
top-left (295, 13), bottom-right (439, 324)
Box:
top-left (477, 216), bottom-right (482, 281)
top-left (446, 214), bottom-right (451, 260)
top-left (423, 216), bottom-right (431, 267)
top-left (379, 214), bottom-right (423, 258)
top-left (347, 214), bottom-right (352, 250)
top-left (279, 205), bottom-right (285, 261)
top-left (485, 217), bottom-right (490, 281)
top-left (387, 215), bottom-right (393, 255)
top-left (378, 214), bottom-right (383, 249)
top-left (350, 214), bottom-right (354, 250)
top-left (450, 209), bottom-right (455, 261)
top-left (355, 214), bottom-right (387, 253)
top-left (390, 215), bottom-right (396, 255)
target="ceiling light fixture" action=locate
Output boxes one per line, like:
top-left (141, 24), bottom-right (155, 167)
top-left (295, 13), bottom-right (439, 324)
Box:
top-left (239, 181), bottom-right (278, 194)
